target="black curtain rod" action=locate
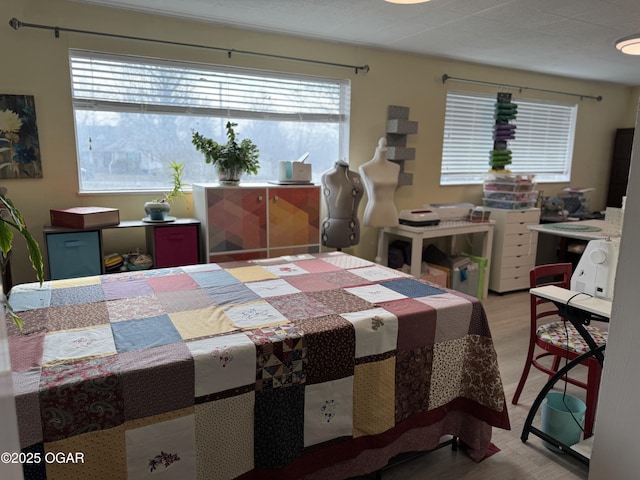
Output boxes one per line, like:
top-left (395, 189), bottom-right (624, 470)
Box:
top-left (8, 17), bottom-right (370, 74)
top-left (442, 73), bottom-right (602, 102)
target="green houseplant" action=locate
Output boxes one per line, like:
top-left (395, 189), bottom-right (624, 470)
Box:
top-left (192, 121), bottom-right (259, 185)
top-left (0, 188), bottom-right (44, 329)
top-left (144, 161), bottom-right (187, 221)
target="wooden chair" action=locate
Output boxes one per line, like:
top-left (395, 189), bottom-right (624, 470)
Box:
top-left (512, 263), bottom-right (608, 437)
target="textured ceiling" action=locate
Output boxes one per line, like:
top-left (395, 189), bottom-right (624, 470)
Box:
top-left (70, 0), bottom-right (640, 85)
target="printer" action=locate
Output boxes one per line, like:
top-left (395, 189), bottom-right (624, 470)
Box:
top-left (571, 238), bottom-right (620, 301)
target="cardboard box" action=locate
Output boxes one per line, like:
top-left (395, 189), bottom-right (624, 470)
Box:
top-left (422, 263), bottom-right (449, 288)
top-left (50, 207), bottom-right (120, 229)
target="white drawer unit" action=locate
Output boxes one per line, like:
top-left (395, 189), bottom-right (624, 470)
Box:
top-left (487, 208), bottom-right (540, 293)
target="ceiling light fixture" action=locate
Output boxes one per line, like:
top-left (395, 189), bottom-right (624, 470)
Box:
top-left (615, 34), bottom-right (640, 55)
top-left (385, 0), bottom-right (431, 4)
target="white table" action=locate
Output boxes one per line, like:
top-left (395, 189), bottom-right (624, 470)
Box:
top-left (528, 219), bottom-right (620, 241)
top-left (377, 220), bottom-right (495, 298)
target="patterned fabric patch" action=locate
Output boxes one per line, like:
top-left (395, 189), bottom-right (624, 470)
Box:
top-left (254, 385), bottom-right (305, 470)
top-left (395, 346), bottom-right (433, 423)
top-left (147, 273), bottom-right (200, 293)
top-left (248, 324), bottom-right (306, 390)
top-left (319, 269), bottom-right (370, 288)
top-left (429, 337), bottom-right (468, 410)
top-left (9, 332), bottom-right (44, 372)
top-left (41, 325), bottom-right (116, 365)
top-left (195, 394), bottom-right (255, 480)
top-left (50, 285), bottom-right (105, 307)
top-left (44, 425), bottom-right (126, 480)
top-left (262, 262), bottom-right (311, 277)
top-left (118, 343), bottom-right (195, 421)
top-left (204, 283), bottom-right (261, 306)
top-left (187, 332), bottom-right (256, 397)
top-left (381, 277), bottom-right (446, 298)
top-left (225, 301), bottom-right (289, 330)
top-left (303, 377), bottom-right (354, 447)
top-left (6, 282), bottom-right (52, 311)
top-left (21, 442), bottom-right (46, 480)
top-left (282, 274), bottom-right (336, 293)
top-left (307, 288), bottom-right (375, 313)
top-left (111, 315), bottom-right (182, 353)
top-left (46, 302), bottom-right (110, 331)
top-left (419, 293), bottom-right (473, 344)
top-left (185, 269), bottom-right (239, 288)
top-left (180, 263), bottom-right (222, 273)
top-left (379, 298), bottom-right (437, 352)
top-left (102, 279), bottom-right (153, 301)
top-left (125, 414), bottom-right (196, 479)
top-left (298, 314), bottom-right (355, 385)
top-left (349, 265), bottom-right (406, 282)
top-left (266, 292), bottom-right (335, 322)
top-left (227, 265), bottom-right (279, 283)
top-left (245, 278), bottom-right (302, 298)
top-left (340, 307), bottom-right (399, 358)
top-left (51, 276), bottom-right (101, 288)
top-left (155, 288), bottom-right (215, 314)
top-left (5, 307), bottom-right (48, 336)
top-left (106, 295), bottom-right (166, 322)
top-left (538, 321), bottom-right (608, 353)
top-left (344, 284), bottom-right (407, 303)
top-left (293, 258), bottom-right (342, 273)
top-left (460, 335), bottom-right (505, 412)
top-left (170, 306), bottom-right (237, 340)
top-left (469, 300), bottom-right (493, 338)
top-left (352, 357), bottom-right (396, 438)
top-left (39, 355), bottom-right (124, 442)
top-left (322, 253), bottom-right (373, 269)
top-left (12, 368), bottom-right (43, 448)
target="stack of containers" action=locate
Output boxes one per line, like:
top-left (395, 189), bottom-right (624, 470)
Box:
top-left (490, 92), bottom-right (518, 171)
top-left (483, 172), bottom-right (538, 209)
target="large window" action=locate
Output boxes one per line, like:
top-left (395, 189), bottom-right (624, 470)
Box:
top-left (69, 50), bottom-right (351, 192)
top-left (441, 91), bottom-right (577, 185)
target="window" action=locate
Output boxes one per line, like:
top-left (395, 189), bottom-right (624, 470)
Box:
top-left (69, 50), bottom-right (351, 192)
top-left (441, 90), bottom-right (577, 185)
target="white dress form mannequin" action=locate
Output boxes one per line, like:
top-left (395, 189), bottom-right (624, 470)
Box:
top-left (359, 137), bottom-right (400, 228)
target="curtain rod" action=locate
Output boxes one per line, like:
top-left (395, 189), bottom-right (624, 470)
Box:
top-left (8, 17), bottom-right (370, 74)
top-left (442, 74), bottom-right (602, 102)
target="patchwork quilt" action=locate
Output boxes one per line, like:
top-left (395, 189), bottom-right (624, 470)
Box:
top-left (7, 252), bottom-right (509, 480)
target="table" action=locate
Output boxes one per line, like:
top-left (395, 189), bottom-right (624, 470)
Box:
top-left (528, 219), bottom-right (620, 242)
top-left (377, 221), bottom-right (494, 298)
top-left (522, 285), bottom-right (611, 465)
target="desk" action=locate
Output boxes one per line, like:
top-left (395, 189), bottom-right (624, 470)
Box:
top-left (522, 285), bottom-right (611, 465)
top-left (377, 221), bottom-right (494, 298)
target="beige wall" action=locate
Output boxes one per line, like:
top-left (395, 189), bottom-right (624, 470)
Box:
top-left (2, 0), bottom-right (637, 285)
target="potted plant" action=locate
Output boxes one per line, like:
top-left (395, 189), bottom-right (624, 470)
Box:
top-left (1, 187), bottom-right (44, 329)
top-left (144, 161), bottom-right (187, 221)
top-left (192, 121), bottom-right (259, 185)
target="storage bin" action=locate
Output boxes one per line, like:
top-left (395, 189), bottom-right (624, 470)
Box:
top-left (483, 198), bottom-right (537, 210)
top-left (483, 189), bottom-right (539, 202)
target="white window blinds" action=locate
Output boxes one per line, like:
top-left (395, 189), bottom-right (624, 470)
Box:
top-left (441, 90), bottom-right (577, 185)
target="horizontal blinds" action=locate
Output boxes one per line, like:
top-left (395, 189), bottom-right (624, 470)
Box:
top-left (441, 91), bottom-right (577, 184)
top-left (69, 50), bottom-right (349, 122)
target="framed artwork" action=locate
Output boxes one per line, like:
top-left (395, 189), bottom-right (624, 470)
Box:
top-left (0, 94), bottom-right (42, 179)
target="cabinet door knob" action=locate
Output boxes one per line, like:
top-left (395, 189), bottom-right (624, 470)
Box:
top-left (273, 195), bottom-right (279, 201)
top-left (258, 195), bottom-right (263, 201)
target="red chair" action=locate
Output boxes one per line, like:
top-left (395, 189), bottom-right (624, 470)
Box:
top-left (512, 263), bottom-right (607, 438)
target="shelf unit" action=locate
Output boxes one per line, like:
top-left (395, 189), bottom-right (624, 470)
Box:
top-left (43, 218), bottom-right (200, 280)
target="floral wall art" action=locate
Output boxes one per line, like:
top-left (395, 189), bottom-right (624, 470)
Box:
top-left (0, 94), bottom-right (42, 179)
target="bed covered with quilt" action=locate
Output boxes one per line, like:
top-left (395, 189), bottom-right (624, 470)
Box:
top-left (7, 252), bottom-right (509, 479)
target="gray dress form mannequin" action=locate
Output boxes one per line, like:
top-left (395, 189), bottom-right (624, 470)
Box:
top-left (320, 160), bottom-right (363, 249)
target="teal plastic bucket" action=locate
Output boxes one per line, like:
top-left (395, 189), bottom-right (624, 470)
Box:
top-left (541, 392), bottom-right (586, 451)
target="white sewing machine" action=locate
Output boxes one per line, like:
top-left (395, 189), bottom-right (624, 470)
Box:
top-left (571, 238), bottom-right (620, 301)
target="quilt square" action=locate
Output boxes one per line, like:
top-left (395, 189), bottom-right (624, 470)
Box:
top-left (51, 276), bottom-right (101, 288)
top-left (102, 279), bottom-right (153, 301)
top-left (319, 269), bottom-right (370, 288)
top-left (180, 263), bottom-right (222, 273)
top-left (283, 274), bottom-right (336, 293)
top-left (21, 443), bottom-right (46, 480)
top-left (50, 284), bottom-right (105, 307)
top-left (225, 300), bottom-right (289, 329)
top-left (349, 265), bottom-right (406, 282)
top-left (46, 301), bottom-right (109, 331)
top-left (126, 414), bottom-right (196, 479)
top-left (147, 273), bottom-right (200, 293)
top-left (44, 425), bottom-right (126, 480)
top-left (395, 346), bottom-right (433, 423)
top-left (307, 289), bottom-right (374, 314)
top-left (41, 325), bottom-right (116, 365)
top-left (5, 282), bottom-right (51, 311)
top-left (106, 295), bottom-right (167, 323)
top-left (340, 307), bottom-right (399, 358)
top-left (188, 269), bottom-right (239, 288)
top-left (304, 377), bottom-right (354, 447)
top-left (195, 394), bottom-right (254, 480)
top-left (119, 343), bottom-right (195, 420)
top-left (381, 277), bottom-right (446, 298)
top-left (111, 315), bottom-right (182, 353)
top-left (417, 293), bottom-right (473, 343)
top-left (261, 262), bottom-right (311, 277)
top-left (301, 314), bottom-right (355, 384)
top-left (245, 278), bottom-right (302, 298)
top-left (321, 253), bottom-right (373, 269)
top-left (4, 307), bottom-right (48, 337)
top-left (254, 385), bottom-right (305, 470)
top-left (186, 332), bottom-right (256, 397)
top-left (293, 258), bottom-right (342, 273)
top-left (344, 284), bottom-right (407, 303)
top-left (205, 283), bottom-right (261, 306)
top-left (155, 288), bottom-right (214, 314)
top-left (379, 298), bottom-right (437, 351)
top-left (428, 337), bottom-right (467, 410)
top-left (352, 356), bottom-right (396, 438)
top-left (227, 265), bottom-right (278, 283)
top-left (39, 355), bottom-right (124, 441)
top-left (8, 333), bottom-right (44, 372)
top-left (266, 292), bottom-right (335, 321)
top-left (12, 368), bottom-right (43, 447)
top-left (170, 305), bottom-right (237, 340)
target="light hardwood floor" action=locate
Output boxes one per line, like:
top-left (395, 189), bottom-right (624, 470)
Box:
top-left (355, 290), bottom-right (591, 480)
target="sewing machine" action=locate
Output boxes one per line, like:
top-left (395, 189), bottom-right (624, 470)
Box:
top-left (571, 238), bottom-right (620, 301)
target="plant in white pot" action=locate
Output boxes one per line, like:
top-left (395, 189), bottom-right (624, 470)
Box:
top-left (192, 121), bottom-right (259, 185)
top-left (144, 161), bottom-right (187, 221)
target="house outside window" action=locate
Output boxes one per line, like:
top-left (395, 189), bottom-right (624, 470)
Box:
top-left (441, 90), bottom-right (577, 185)
top-left (69, 50), bottom-right (351, 192)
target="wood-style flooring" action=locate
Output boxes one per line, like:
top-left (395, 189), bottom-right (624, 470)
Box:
top-left (354, 290), bottom-right (590, 480)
